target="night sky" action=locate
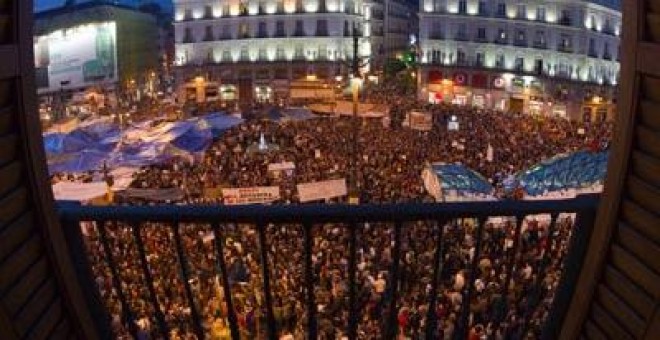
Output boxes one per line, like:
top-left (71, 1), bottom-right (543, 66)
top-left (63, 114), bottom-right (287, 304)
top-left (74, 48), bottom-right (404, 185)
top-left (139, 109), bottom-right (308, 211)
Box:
top-left (35, 0), bottom-right (173, 13)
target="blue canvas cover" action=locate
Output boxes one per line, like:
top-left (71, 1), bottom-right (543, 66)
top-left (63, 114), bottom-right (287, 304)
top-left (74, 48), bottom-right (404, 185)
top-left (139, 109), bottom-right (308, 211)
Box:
top-left (200, 112), bottom-right (244, 138)
top-left (45, 112), bottom-right (242, 173)
top-left (517, 150), bottom-right (609, 195)
top-left (431, 163), bottom-right (493, 195)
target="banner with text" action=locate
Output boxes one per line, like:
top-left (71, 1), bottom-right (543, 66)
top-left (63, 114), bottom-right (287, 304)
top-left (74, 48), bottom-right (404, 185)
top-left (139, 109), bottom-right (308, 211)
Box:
top-left (297, 179), bottom-right (348, 202)
top-left (406, 111), bottom-right (433, 131)
top-left (222, 186), bottom-right (280, 205)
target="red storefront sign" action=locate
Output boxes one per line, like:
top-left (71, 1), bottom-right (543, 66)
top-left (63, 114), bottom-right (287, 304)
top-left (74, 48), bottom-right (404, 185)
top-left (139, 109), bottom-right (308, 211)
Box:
top-left (428, 70), bottom-right (443, 83)
top-left (472, 73), bottom-right (488, 89)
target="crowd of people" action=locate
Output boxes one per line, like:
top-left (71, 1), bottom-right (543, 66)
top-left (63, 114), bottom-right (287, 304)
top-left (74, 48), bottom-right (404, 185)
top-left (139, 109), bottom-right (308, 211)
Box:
top-left (70, 86), bottom-right (612, 339)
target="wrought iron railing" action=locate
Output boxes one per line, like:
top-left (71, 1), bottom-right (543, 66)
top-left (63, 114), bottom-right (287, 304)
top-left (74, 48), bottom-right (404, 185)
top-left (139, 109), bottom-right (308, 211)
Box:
top-left (58, 195), bottom-right (599, 340)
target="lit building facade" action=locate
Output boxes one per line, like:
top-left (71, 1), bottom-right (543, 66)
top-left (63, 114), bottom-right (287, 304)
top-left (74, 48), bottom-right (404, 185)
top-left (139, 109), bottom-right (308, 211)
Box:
top-left (173, 0), bottom-right (415, 103)
top-left (418, 0), bottom-right (621, 121)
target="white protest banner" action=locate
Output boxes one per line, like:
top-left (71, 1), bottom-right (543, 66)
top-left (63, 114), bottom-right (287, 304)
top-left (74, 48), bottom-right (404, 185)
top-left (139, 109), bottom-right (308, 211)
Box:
top-left (406, 111), bottom-right (433, 131)
top-left (486, 144), bottom-right (494, 162)
top-left (222, 186), bottom-right (280, 205)
top-left (297, 179), bottom-right (348, 202)
top-left (267, 161), bottom-right (296, 172)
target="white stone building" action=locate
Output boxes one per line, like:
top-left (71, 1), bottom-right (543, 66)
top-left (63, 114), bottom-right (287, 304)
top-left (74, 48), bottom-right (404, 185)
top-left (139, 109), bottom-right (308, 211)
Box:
top-left (173, 0), bottom-right (413, 103)
top-left (418, 0), bottom-right (621, 121)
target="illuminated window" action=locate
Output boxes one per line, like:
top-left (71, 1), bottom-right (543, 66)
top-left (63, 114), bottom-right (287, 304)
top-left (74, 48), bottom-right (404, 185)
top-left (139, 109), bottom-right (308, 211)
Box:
top-left (516, 4), bottom-right (526, 19)
top-left (458, 0), bottom-right (467, 14)
top-left (537, 7), bottom-right (546, 21)
top-left (239, 23), bottom-right (250, 39)
top-left (204, 5), bottom-right (213, 19)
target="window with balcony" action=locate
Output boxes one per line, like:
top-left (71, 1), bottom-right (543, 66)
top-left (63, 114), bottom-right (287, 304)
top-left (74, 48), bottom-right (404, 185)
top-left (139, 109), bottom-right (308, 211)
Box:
top-left (560, 9), bottom-right (572, 26)
top-left (275, 21), bottom-right (286, 37)
top-left (277, 1), bottom-right (285, 13)
top-left (588, 38), bottom-right (597, 57)
top-left (239, 47), bottom-right (249, 61)
top-left (603, 42), bottom-right (612, 60)
top-left (276, 47), bottom-right (286, 60)
top-left (258, 48), bottom-right (267, 61)
top-left (476, 52), bottom-right (484, 67)
top-left (294, 20), bottom-right (305, 36)
top-left (534, 31), bottom-right (546, 48)
top-left (184, 9), bottom-right (193, 20)
top-left (222, 50), bottom-right (231, 62)
top-left (515, 30), bottom-right (527, 46)
top-left (477, 27), bottom-right (487, 41)
top-left (204, 5), bottom-right (213, 19)
top-left (458, 0), bottom-right (467, 14)
top-left (294, 45), bottom-right (305, 59)
top-left (240, 2), bottom-right (249, 16)
top-left (456, 24), bottom-right (468, 41)
top-left (537, 7), bottom-right (546, 21)
top-left (258, 22), bottom-right (268, 38)
top-left (316, 20), bottom-right (328, 36)
top-left (517, 4), bottom-right (526, 19)
top-left (457, 49), bottom-right (466, 65)
top-left (559, 34), bottom-right (572, 52)
top-left (515, 57), bottom-right (524, 71)
top-left (478, 1), bottom-right (487, 15)
top-left (496, 3), bottom-right (506, 17)
top-left (221, 25), bottom-right (232, 40)
top-left (183, 27), bottom-right (195, 43)
top-left (239, 23), bottom-right (250, 39)
top-left (203, 25), bottom-right (214, 41)
top-left (496, 28), bottom-right (507, 44)
top-left (534, 58), bottom-right (543, 74)
top-left (496, 54), bottom-right (505, 68)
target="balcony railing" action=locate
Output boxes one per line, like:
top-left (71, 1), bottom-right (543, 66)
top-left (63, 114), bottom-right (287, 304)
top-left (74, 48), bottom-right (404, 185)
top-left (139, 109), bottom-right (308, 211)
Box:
top-left (58, 195), bottom-right (598, 339)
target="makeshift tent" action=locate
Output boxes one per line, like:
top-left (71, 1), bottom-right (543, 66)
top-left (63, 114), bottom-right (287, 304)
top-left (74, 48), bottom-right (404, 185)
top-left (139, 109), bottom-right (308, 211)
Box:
top-left (517, 150), bottom-right (609, 196)
top-left (426, 163), bottom-right (494, 197)
top-left (45, 112), bottom-right (242, 174)
top-left (282, 107), bottom-right (317, 121)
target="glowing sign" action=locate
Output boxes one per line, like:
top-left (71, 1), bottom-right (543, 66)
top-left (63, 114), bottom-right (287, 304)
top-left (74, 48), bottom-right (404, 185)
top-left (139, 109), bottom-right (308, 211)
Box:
top-left (34, 22), bottom-right (117, 91)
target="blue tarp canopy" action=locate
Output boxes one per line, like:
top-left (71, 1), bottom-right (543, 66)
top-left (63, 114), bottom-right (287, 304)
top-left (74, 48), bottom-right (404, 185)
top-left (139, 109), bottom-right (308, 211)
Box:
top-left (45, 112), bottom-right (243, 174)
top-left (196, 113), bottom-right (244, 138)
top-left (431, 163), bottom-right (493, 195)
top-left (517, 150), bottom-right (609, 196)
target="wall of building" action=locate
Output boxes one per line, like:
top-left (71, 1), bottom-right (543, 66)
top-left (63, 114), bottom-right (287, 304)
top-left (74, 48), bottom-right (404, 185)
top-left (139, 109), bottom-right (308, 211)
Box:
top-left (417, 0), bottom-right (621, 119)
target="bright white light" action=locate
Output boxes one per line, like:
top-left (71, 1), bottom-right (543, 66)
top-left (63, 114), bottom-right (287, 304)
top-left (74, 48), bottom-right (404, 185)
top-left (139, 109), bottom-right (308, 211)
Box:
top-left (175, 12), bottom-right (184, 21)
top-left (522, 75), bottom-right (535, 84)
top-left (467, 3), bottom-right (478, 15)
top-left (447, 3), bottom-right (458, 14)
top-left (192, 8), bottom-right (203, 19)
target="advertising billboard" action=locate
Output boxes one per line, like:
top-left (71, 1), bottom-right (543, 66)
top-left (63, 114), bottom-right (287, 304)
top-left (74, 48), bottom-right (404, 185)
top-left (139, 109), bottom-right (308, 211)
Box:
top-left (35, 22), bottom-right (117, 91)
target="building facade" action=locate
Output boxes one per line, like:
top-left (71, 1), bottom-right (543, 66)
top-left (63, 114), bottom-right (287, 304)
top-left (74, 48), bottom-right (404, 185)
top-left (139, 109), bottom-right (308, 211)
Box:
top-left (173, 0), bottom-right (415, 104)
top-left (34, 3), bottom-right (160, 95)
top-left (418, 0), bottom-right (621, 121)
